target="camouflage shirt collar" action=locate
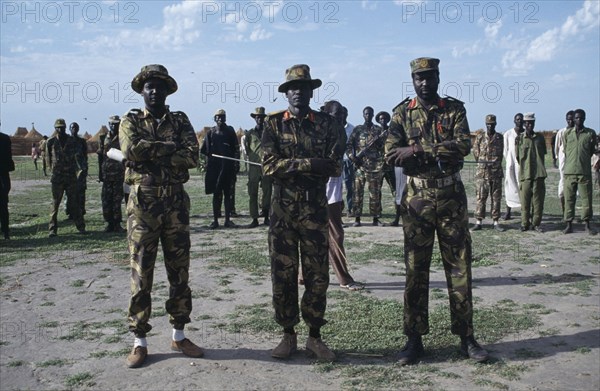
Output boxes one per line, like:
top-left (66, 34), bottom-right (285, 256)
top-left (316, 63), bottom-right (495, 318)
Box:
top-left (283, 109), bottom-right (316, 123)
top-left (407, 96), bottom-right (444, 110)
top-left (140, 105), bottom-right (171, 121)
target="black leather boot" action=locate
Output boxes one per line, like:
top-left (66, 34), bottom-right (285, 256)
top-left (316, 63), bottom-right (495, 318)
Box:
top-left (397, 334), bottom-right (424, 366)
top-left (460, 335), bottom-right (489, 362)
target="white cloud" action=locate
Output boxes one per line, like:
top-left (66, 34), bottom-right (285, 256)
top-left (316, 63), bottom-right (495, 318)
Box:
top-left (551, 73), bottom-right (576, 84)
top-left (452, 18), bottom-right (502, 58)
top-left (502, 0), bottom-right (599, 76)
top-left (361, 1), bottom-right (377, 11)
top-left (249, 26), bottom-right (273, 41)
top-left (10, 46), bottom-right (27, 53)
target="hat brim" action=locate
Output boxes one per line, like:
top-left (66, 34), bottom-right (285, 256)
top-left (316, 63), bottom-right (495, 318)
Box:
top-left (376, 112), bottom-right (391, 122)
top-left (278, 79), bottom-right (322, 93)
top-left (250, 113), bottom-right (267, 118)
top-left (131, 71), bottom-right (178, 95)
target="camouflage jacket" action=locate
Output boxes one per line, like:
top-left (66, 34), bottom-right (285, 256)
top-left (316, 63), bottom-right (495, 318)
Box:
top-left (563, 127), bottom-right (598, 176)
top-left (73, 136), bottom-right (88, 175)
top-left (244, 126), bottom-right (264, 164)
top-left (473, 131), bottom-right (504, 179)
top-left (45, 135), bottom-right (81, 181)
top-left (385, 96), bottom-right (471, 178)
top-left (516, 132), bottom-right (547, 180)
top-left (346, 123), bottom-right (385, 172)
top-left (102, 135), bottom-right (125, 182)
top-left (120, 106), bottom-right (199, 186)
top-left (262, 108), bottom-right (343, 191)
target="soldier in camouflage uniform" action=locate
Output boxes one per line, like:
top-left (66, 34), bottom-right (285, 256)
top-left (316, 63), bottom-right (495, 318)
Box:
top-left (347, 106), bottom-right (386, 227)
top-left (45, 119), bottom-right (86, 237)
top-left (120, 64), bottom-right (203, 368)
top-left (244, 107), bottom-right (272, 228)
top-left (100, 115), bottom-right (125, 233)
top-left (39, 135), bottom-right (49, 176)
top-left (472, 114), bottom-right (505, 232)
top-left (263, 64), bottom-right (342, 361)
top-left (385, 57), bottom-right (488, 365)
top-left (515, 113), bottom-right (546, 233)
top-left (66, 122), bottom-right (88, 219)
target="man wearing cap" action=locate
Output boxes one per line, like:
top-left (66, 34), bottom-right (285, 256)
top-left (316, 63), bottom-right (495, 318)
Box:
top-left (263, 64), bottom-right (342, 361)
top-left (515, 112), bottom-right (546, 232)
top-left (555, 111), bottom-right (575, 215)
top-left (385, 57), bottom-right (489, 365)
top-left (377, 111), bottom-right (399, 224)
top-left (347, 106), bottom-right (386, 227)
top-left (562, 109), bottom-right (598, 235)
top-left (502, 113), bottom-right (524, 220)
top-left (45, 118), bottom-right (86, 237)
top-left (200, 109), bottom-right (240, 229)
top-left (244, 107), bottom-right (272, 228)
top-left (472, 114), bottom-right (504, 232)
top-left (100, 115), bottom-right (126, 233)
top-left (66, 122), bottom-right (88, 220)
top-left (120, 64), bottom-right (202, 368)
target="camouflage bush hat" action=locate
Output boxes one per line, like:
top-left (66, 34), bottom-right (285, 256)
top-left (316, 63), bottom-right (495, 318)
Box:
top-left (131, 64), bottom-right (178, 95)
top-left (108, 115), bottom-right (120, 124)
top-left (278, 64), bottom-right (322, 93)
top-left (523, 112), bottom-right (536, 121)
top-left (376, 111), bottom-right (391, 123)
top-left (410, 57), bottom-right (440, 73)
top-left (250, 107), bottom-right (266, 118)
top-left (485, 114), bottom-right (497, 124)
top-left (54, 118), bottom-right (66, 128)
top-left (214, 109), bottom-right (226, 117)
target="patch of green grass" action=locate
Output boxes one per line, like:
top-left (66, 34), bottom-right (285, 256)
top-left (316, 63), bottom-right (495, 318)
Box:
top-left (474, 359), bottom-right (530, 381)
top-left (538, 327), bottom-right (560, 337)
top-left (70, 279), bottom-right (85, 287)
top-left (347, 243), bottom-right (403, 265)
top-left (41, 287), bottom-right (56, 291)
top-left (221, 288), bottom-right (236, 294)
top-left (40, 301), bottom-right (55, 306)
top-left (90, 347), bottom-right (130, 358)
top-left (7, 360), bottom-right (26, 367)
top-left (39, 320), bottom-right (59, 328)
top-left (473, 378), bottom-right (509, 390)
top-left (152, 308), bottom-right (167, 317)
top-left (197, 314), bottom-right (211, 320)
top-left (65, 372), bottom-right (95, 388)
top-left (574, 346), bottom-right (591, 354)
top-left (210, 246), bottom-right (270, 275)
top-left (38, 358), bottom-right (68, 367)
top-left (514, 348), bottom-right (544, 359)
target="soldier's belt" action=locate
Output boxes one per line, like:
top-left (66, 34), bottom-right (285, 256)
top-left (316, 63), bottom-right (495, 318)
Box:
top-left (139, 183), bottom-right (183, 198)
top-left (408, 172), bottom-right (461, 189)
top-left (273, 184), bottom-right (324, 202)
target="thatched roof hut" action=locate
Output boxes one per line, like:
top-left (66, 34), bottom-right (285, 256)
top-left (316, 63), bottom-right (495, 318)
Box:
top-left (13, 127), bottom-right (28, 137)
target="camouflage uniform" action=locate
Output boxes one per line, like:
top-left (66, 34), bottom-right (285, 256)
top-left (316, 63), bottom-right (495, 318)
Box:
top-left (263, 109), bottom-right (342, 329)
top-left (67, 136), bottom-right (88, 218)
top-left (385, 95), bottom-right (474, 337)
top-left (346, 123), bottom-right (385, 217)
top-left (244, 125), bottom-right (272, 219)
top-left (515, 131), bottom-right (546, 229)
top-left (473, 130), bottom-right (504, 220)
top-left (562, 126), bottom-right (598, 223)
top-left (45, 132), bottom-right (86, 235)
top-left (120, 106), bottom-right (199, 336)
top-left (101, 134), bottom-right (125, 226)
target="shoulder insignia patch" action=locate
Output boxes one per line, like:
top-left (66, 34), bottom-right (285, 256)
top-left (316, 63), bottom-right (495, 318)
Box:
top-left (392, 97), bottom-right (411, 112)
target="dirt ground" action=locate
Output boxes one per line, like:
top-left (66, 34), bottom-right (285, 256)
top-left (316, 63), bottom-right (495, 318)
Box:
top-left (1, 177), bottom-right (599, 391)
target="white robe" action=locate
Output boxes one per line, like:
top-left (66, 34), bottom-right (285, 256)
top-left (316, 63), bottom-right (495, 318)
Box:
top-left (503, 128), bottom-right (521, 208)
top-left (555, 127), bottom-right (567, 197)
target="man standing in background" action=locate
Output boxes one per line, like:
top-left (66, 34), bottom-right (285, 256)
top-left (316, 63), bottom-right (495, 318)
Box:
top-left (554, 110), bottom-right (575, 215)
top-left (503, 113), bottom-right (524, 220)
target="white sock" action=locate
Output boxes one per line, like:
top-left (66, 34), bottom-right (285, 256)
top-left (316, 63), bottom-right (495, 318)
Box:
top-left (173, 329), bottom-right (185, 342)
top-left (134, 337), bottom-right (147, 348)
top-left (476, 219), bottom-right (482, 225)
top-left (493, 220), bottom-right (499, 225)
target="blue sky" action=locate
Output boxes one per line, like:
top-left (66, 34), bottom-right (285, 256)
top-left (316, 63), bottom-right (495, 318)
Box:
top-left (1, 0), bottom-right (599, 137)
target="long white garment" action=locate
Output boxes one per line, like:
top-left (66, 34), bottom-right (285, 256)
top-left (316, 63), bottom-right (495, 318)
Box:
top-left (394, 167), bottom-right (407, 205)
top-left (555, 127), bottom-right (567, 197)
top-left (503, 127), bottom-right (521, 208)
top-left (326, 176), bottom-right (343, 205)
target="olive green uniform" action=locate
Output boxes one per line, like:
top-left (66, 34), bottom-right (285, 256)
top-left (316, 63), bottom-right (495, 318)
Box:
top-left (385, 95), bottom-right (474, 337)
top-left (262, 109), bottom-right (342, 329)
top-left (101, 135), bottom-right (125, 225)
top-left (120, 107), bottom-right (199, 337)
top-left (515, 132), bottom-right (546, 229)
top-left (244, 126), bottom-right (272, 219)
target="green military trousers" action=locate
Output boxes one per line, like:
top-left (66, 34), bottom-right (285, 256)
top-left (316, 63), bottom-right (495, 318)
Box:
top-left (127, 184), bottom-right (193, 337)
top-left (401, 178), bottom-right (474, 337)
top-left (564, 174), bottom-right (593, 222)
top-left (519, 178), bottom-right (546, 228)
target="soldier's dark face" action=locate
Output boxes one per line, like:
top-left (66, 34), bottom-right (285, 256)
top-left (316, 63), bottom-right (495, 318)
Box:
top-left (486, 123), bottom-right (496, 134)
top-left (412, 70), bottom-right (439, 101)
top-left (326, 103), bottom-right (344, 125)
top-left (285, 83), bottom-right (313, 109)
top-left (574, 112), bottom-right (585, 129)
top-left (255, 116), bottom-right (265, 127)
top-left (363, 108), bottom-right (374, 123)
top-left (514, 114), bottom-right (523, 129)
top-left (215, 115), bottom-right (226, 127)
top-left (109, 122), bottom-right (119, 136)
top-left (566, 114), bottom-right (575, 128)
top-left (69, 123), bottom-right (79, 136)
top-left (142, 78), bottom-right (167, 110)
top-left (377, 115), bottom-right (389, 127)
top-left (524, 120), bottom-right (535, 133)
top-left (55, 126), bottom-right (66, 136)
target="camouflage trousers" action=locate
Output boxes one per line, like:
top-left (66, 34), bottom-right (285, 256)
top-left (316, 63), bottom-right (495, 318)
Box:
top-left (564, 174), bottom-right (593, 222)
top-left (383, 163), bottom-right (397, 198)
top-left (49, 177), bottom-right (85, 234)
top-left (401, 178), bottom-right (474, 337)
top-left (127, 184), bottom-right (193, 336)
top-left (247, 166), bottom-right (273, 219)
top-left (269, 184), bottom-right (330, 330)
top-left (353, 169), bottom-right (383, 217)
top-left (474, 177), bottom-right (503, 220)
top-left (519, 178), bottom-right (545, 228)
top-left (102, 180), bottom-right (124, 223)
top-left (66, 172), bottom-right (87, 217)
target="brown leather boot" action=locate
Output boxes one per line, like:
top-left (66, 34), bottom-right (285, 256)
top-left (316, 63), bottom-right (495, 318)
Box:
top-left (397, 334), bottom-right (424, 366)
top-left (271, 333), bottom-right (297, 359)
